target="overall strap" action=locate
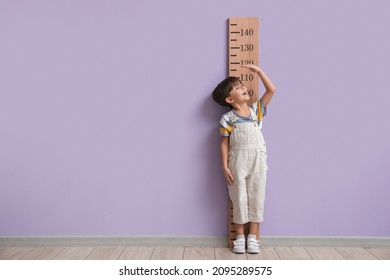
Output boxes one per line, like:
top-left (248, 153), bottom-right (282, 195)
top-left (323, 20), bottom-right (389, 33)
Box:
top-left (249, 107), bottom-right (258, 126)
top-left (228, 110), bottom-right (238, 127)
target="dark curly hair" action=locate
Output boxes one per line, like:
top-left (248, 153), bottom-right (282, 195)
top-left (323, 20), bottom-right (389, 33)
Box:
top-left (212, 76), bottom-right (241, 108)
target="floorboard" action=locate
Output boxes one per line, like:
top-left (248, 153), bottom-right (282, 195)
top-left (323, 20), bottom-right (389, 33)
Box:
top-left (305, 247), bottom-right (346, 260)
top-left (85, 247), bottom-right (125, 260)
top-left (150, 247), bottom-right (184, 260)
top-left (368, 247), bottom-right (390, 260)
top-left (215, 247), bottom-right (247, 260)
top-left (336, 247), bottom-right (379, 260)
top-left (274, 247), bottom-right (313, 260)
top-left (20, 247), bottom-right (65, 260)
top-left (0, 247), bottom-right (35, 260)
top-left (247, 247), bottom-right (281, 260)
top-left (118, 246), bottom-right (155, 260)
top-left (53, 247), bottom-right (95, 260)
top-left (183, 247), bottom-right (215, 260)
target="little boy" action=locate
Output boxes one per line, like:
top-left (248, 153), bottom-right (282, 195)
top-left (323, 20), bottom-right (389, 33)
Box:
top-left (212, 65), bottom-right (275, 253)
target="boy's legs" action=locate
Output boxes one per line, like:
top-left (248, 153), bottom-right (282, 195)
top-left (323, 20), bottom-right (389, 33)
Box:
top-left (235, 223), bottom-right (244, 235)
top-left (233, 223), bottom-right (245, 254)
top-left (248, 222), bottom-right (259, 237)
top-left (247, 222), bottom-right (261, 254)
top-left (234, 223), bottom-right (259, 238)
top-left (247, 150), bottom-right (267, 240)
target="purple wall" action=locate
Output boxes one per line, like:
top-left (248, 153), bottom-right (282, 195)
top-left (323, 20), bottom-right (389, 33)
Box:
top-left (1, 0), bottom-right (389, 237)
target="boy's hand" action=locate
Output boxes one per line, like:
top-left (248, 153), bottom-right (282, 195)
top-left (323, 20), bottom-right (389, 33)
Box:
top-left (223, 167), bottom-right (234, 185)
top-left (242, 64), bottom-right (261, 73)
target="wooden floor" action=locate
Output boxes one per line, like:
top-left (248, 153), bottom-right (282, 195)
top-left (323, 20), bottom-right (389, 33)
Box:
top-left (1, 246), bottom-right (389, 260)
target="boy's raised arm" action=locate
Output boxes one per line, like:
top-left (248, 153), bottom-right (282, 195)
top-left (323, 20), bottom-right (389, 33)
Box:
top-left (242, 65), bottom-right (276, 107)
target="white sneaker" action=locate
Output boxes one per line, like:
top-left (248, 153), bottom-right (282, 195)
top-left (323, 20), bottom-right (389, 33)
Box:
top-left (232, 238), bottom-right (246, 254)
top-left (247, 237), bottom-right (260, 254)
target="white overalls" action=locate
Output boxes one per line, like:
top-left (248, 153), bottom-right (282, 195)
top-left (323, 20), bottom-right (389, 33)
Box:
top-left (227, 109), bottom-right (267, 224)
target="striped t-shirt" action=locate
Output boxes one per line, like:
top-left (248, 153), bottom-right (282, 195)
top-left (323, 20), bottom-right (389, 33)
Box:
top-left (219, 99), bottom-right (267, 137)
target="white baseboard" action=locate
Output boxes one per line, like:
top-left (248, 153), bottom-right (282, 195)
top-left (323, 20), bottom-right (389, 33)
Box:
top-left (0, 236), bottom-right (225, 247)
top-left (0, 236), bottom-right (389, 247)
top-left (261, 236), bottom-right (390, 247)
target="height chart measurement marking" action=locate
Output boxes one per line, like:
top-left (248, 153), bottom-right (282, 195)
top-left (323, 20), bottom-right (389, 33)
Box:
top-left (228, 17), bottom-right (259, 248)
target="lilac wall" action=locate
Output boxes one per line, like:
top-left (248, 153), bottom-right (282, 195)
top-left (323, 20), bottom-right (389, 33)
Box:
top-left (1, 0), bottom-right (389, 237)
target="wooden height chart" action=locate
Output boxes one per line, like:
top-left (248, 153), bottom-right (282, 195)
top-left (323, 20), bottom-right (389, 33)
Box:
top-left (228, 17), bottom-right (259, 248)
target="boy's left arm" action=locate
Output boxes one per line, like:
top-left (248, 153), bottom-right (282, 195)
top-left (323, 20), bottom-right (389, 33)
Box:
top-left (242, 65), bottom-right (276, 107)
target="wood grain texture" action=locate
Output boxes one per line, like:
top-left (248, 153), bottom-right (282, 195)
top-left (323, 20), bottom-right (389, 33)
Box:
top-left (215, 247), bottom-right (247, 260)
top-left (150, 247), bottom-right (184, 260)
top-left (305, 247), bottom-right (346, 260)
top-left (118, 247), bottom-right (155, 260)
top-left (0, 247), bottom-right (35, 260)
top-left (336, 247), bottom-right (379, 260)
top-left (53, 247), bottom-right (95, 260)
top-left (183, 247), bottom-right (215, 260)
top-left (368, 247), bottom-right (390, 260)
top-left (275, 247), bottom-right (313, 260)
top-left (247, 247), bottom-right (281, 260)
top-left (20, 247), bottom-right (65, 260)
top-left (1, 245), bottom-right (387, 260)
top-left (86, 247), bottom-right (125, 260)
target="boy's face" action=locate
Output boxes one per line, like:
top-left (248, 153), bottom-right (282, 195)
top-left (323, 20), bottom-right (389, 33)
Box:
top-left (225, 82), bottom-right (249, 106)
